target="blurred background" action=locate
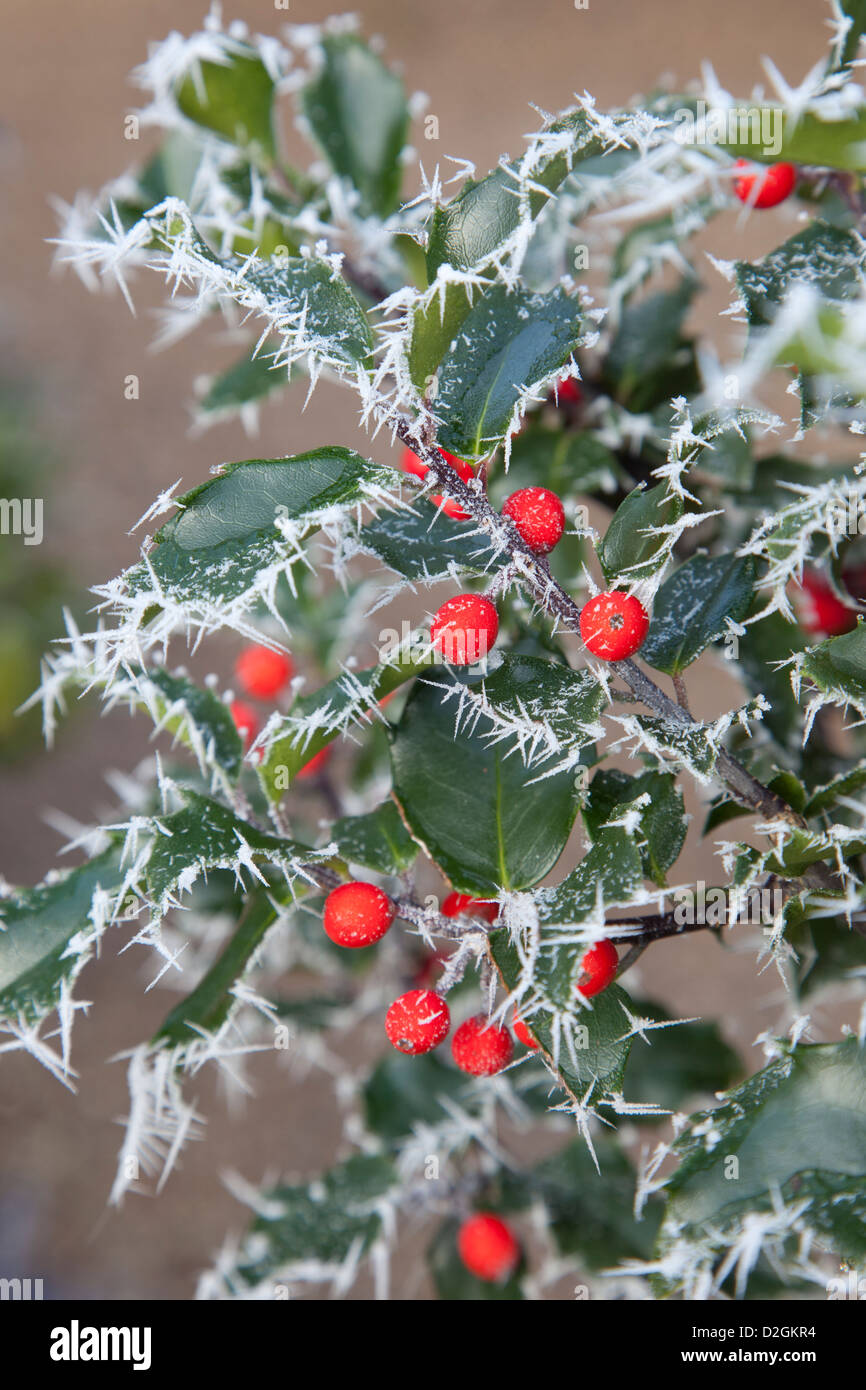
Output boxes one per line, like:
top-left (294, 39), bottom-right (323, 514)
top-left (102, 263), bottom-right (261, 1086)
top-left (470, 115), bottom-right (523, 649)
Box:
top-left (0, 0), bottom-right (838, 1298)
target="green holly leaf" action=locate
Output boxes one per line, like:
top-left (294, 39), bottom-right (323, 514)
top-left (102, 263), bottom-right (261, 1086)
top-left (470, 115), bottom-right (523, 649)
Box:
top-left (435, 284), bottom-right (584, 458)
top-left (125, 449), bottom-right (394, 625)
top-left (0, 847), bottom-right (122, 1026)
top-left (528, 1137), bottom-right (662, 1266)
top-left (656, 1039), bottom-right (866, 1295)
top-left (390, 670), bottom-right (582, 894)
top-left (583, 769), bottom-right (686, 885)
top-left (639, 552), bottom-right (756, 674)
top-left (736, 223), bottom-right (866, 333)
top-left (237, 1154), bottom-right (396, 1285)
top-left (831, 0), bottom-right (866, 69)
top-left (799, 619), bottom-right (866, 722)
top-left (329, 801), bottom-right (418, 875)
top-left (148, 667), bottom-right (244, 782)
top-left (196, 345), bottom-right (291, 423)
top-left (597, 481), bottom-right (683, 586)
top-left (488, 426), bottom-right (622, 502)
top-left (302, 34), bottom-right (408, 216)
top-left (176, 48), bottom-right (277, 164)
top-left (718, 109), bottom-right (866, 172)
top-left (350, 502), bottom-right (501, 581)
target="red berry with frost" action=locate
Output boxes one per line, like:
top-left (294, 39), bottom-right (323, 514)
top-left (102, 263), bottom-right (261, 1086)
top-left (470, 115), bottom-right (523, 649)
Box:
top-left (502, 487), bottom-right (566, 555)
top-left (580, 590), bottom-right (649, 661)
top-left (577, 939), bottom-right (618, 998)
top-left (323, 881), bottom-right (395, 948)
top-left (441, 892), bottom-right (499, 924)
top-left (513, 1015), bottom-right (538, 1049)
top-left (235, 644), bottom-right (294, 700)
top-left (451, 1015), bottom-right (513, 1075)
top-left (430, 594), bottom-right (499, 665)
top-left (553, 375), bottom-right (582, 406)
top-left (401, 445), bottom-right (476, 520)
top-left (297, 744), bottom-right (333, 780)
top-left (458, 1213), bottom-right (520, 1282)
top-left (793, 569), bottom-right (857, 637)
top-left (733, 160), bottom-right (796, 209)
top-left (230, 699), bottom-right (260, 750)
top-left (385, 989), bottom-right (450, 1054)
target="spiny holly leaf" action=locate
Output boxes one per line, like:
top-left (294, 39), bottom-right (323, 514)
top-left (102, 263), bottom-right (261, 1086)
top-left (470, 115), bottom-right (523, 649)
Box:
top-left (124, 449), bottom-right (395, 626)
top-left (737, 609), bottom-right (804, 749)
top-left (617, 714), bottom-right (718, 781)
top-left (243, 259), bottom-right (374, 367)
top-left (602, 279), bottom-right (699, 412)
top-left (175, 48), bottom-right (277, 164)
top-left (237, 1154), bottom-right (396, 1285)
top-left (796, 619), bottom-right (866, 727)
top-left (0, 847), bottom-right (122, 1026)
top-left (639, 552), bottom-right (756, 675)
top-left (348, 502), bottom-right (501, 582)
top-left (329, 801), bottom-right (418, 875)
top-left (260, 647), bottom-right (435, 801)
top-left (363, 1052), bottom-right (471, 1141)
top-left (302, 34), bottom-right (408, 217)
top-left (597, 481), bottom-right (683, 586)
top-left (144, 792), bottom-right (319, 914)
top-left (426, 109), bottom-right (607, 280)
top-left (805, 762), bottom-right (866, 814)
top-left (582, 769), bottom-right (686, 885)
top-left (620, 998), bottom-right (741, 1117)
top-left (428, 654), bottom-right (606, 777)
top-left (148, 667), bottom-right (244, 782)
top-left (489, 927), bottom-right (635, 1095)
top-left (427, 1218), bottom-right (524, 1300)
top-left (793, 918), bottom-right (866, 997)
top-left (390, 672), bottom-right (582, 894)
top-left (831, 0), bottom-right (866, 69)
top-left (435, 284), bottom-right (585, 458)
top-left (735, 222), bottom-right (866, 332)
top-left (656, 1039), bottom-right (866, 1295)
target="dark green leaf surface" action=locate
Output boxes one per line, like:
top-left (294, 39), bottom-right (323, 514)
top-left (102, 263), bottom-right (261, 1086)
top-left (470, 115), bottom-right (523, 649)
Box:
top-left (302, 34), bottom-right (408, 216)
top-left (176, 50), bottom-right (277, 162)
top-left (364, 1053), bottom-right (470, 1141)
top-left (329, 801), bottom-right (418, 875)
top-left (597, 482), bottom-right (683, 585)
top-left (583, 769), bottom-right (686, 884)
top-left (390, 671), bottom-right (582, 893)
top-left (640, 552), bottom-right (756, 674)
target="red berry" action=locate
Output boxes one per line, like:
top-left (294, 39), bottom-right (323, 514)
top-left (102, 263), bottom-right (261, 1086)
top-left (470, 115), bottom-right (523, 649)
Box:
top-left (552, 375), bottom-right (582, 406)
top-left (323, 881), bottom-right (395, 948)
top-left (430, 594), bottom-right (499, 665)
top-left (296, 744), bottom-right (333, 779)
top-left (733, 160), bottom-right (797, 209)
top-left (577, 939), bottom-right (618, 998)
top-left (513, 1015), bottom-right (538, 1049)
top-left (458, 1213), bottom-right (519, 1282)
top-left (385, 989), bottom-right (450, 1054)
top-left (401, 445), bottom-right (475, 520)
top-left (234, 644), bottom-right (294, 700)
top-left (792, 569), bottom-right (857, 638)
top-left (441, 892), bottom-right (499, 924)
top-left (580, 590), bottom-right (649, 661)
top-left (451, 1015), bottom-right (513, 1075)
top-left (230, 699), bottom-right (260, 750)
top-left (502, 487), bottom-right (566, 555)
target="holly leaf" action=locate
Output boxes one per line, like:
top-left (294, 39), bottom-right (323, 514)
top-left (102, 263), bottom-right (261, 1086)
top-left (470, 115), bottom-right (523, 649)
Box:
top-left (196, 345), bottom-right (291, 424)
top-left (656, 1039), bottom-right (866, 1295)
top-left (488, 426), bottom-right (622, 501)
top-left (302, 34), bottom-right (408, 216)
top-left (602, 280), bottom-right (699, 412)
top-left (620, 998), bottom-right (741, 1117)
top-left (735, 222), bottom-right (866, 333)
top-left (528, 1137), bottom-right (662, 1266)
top-left (639, 552), bottom-right (756, 674)
top-left (798, 619), bottom-right (866, 723)
top-left (349, 502), bottom-right (500, 581)
top-left (328, 801), bottom-right (418, 876)
top-left (0, 847), bottom-right (122, 1026)
top-left (176, 48), bottom-right (277, 163)
top-left (435, 284), bottom-right (584, 458)
top-left (597, 482), bottom-right (683, 586)
top-left (582, 769), bottom-right (686, 885)
top-left (236, 1154), bottom-right (396, 1286)
top-left (390, 671), bottom-right (582, 894)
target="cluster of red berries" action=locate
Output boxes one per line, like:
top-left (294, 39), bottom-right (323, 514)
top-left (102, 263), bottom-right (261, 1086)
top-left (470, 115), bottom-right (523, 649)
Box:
top-left (732, 159), bottom-right (797, 210)
top-left (229, 643), bottom-right (332, 778)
